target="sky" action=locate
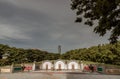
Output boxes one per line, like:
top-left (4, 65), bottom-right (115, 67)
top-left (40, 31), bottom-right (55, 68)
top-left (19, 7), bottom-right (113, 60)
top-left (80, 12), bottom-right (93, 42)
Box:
top-left (0, 0), bottom-right (110, 53)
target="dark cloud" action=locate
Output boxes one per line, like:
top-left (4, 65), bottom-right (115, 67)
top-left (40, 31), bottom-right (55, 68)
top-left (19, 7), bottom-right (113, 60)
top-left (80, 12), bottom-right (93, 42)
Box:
top-left (0, 0), bottom-right (109, 53)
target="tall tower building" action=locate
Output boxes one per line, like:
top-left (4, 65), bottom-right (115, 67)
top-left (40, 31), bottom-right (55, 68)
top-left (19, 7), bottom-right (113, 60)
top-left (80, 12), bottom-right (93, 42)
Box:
top-left (58, 45), bottom-right (61, 54)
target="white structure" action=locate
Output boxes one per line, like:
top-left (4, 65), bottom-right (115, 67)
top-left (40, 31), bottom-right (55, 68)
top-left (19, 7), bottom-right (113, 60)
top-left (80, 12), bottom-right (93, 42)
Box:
top-left (32, 62), bottom-right (36, 71)
top-left (54, 60), bottom-right (66, 70)
top-left (42, 61), bottom-right (53, 70)
top-left (34, 60), bottom-right (83, 71)
top-left (68, 61), bottom-right (79, 70)
top-left (80, 61), bottom-right (84, 71)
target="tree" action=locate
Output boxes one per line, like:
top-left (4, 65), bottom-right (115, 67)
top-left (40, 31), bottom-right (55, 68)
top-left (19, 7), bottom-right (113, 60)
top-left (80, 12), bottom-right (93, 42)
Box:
top-left (71, 0), bottom-right (120, 43)
top-left (0, 50), bottom-right (2, 59)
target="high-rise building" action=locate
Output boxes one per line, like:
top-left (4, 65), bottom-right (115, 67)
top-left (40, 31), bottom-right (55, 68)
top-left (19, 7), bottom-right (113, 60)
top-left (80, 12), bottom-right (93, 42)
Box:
top-left (58, 45), bottom-right (61, 54)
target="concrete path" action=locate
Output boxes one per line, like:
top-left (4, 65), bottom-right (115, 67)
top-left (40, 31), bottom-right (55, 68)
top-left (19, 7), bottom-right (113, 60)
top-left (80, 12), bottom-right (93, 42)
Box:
top-left (0, 72), bottom-right (120, 79)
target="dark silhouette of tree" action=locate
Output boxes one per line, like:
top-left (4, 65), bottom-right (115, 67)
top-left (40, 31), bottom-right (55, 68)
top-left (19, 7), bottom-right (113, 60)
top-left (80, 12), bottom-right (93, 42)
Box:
top-left (71, 0), bottom-right (120, 43)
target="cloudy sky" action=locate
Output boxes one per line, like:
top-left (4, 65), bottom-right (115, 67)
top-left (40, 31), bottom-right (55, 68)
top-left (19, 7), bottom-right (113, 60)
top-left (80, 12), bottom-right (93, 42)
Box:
top-left (0, 0), bottom-right (110, 53)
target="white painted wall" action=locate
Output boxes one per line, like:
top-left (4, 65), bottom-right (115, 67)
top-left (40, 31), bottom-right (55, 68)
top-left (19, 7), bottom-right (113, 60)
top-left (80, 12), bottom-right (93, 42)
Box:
top-left (54, 61), bottom-right (66, 70)
top-left (0, 68), bottom-right (11, 73)
top-left (32, 63), bottom-right (35, 71)
top-left (42, 61), bottom-right (52, 70)
top-left (80, 61), bottom-right (84, 70)
top-left (68, 61), bottom-right (79, 69)
top-left (41, 60), bottom-right (82, 70)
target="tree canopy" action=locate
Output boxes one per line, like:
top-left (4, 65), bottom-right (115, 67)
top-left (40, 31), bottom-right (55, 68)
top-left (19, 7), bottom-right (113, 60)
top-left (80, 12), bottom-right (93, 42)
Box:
top-left (0, 43), bottom-right (120, 66)
top-left (71, 0), bottom-right (120, 43)
top-left (61, 42), bottom-right (120, 65)
top-left (0, 44), bottom-right (60, 66)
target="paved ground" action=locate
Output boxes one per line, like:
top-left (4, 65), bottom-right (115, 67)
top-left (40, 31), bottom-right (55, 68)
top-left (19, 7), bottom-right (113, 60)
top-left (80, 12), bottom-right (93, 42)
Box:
top-left (0, 72), bottom-right (120, 79)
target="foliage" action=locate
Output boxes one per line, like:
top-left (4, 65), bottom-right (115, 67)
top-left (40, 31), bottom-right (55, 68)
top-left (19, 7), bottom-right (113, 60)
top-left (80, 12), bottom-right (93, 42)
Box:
top-left (0, 44), bottom-right (60, 66)
top-left (62, 42), bottom-right (120, 65)
top-left (71, 0), bottom-right (120, 43)
top-left (0, 42), bottom-right (120, 66)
